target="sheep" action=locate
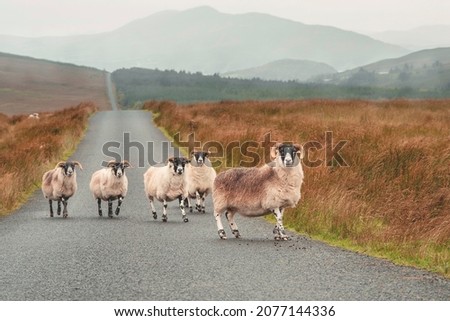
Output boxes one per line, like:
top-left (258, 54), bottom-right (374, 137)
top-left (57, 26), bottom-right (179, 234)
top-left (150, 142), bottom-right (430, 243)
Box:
top-left (143, 156), bottom-right (191, 223)
top-left (89, 160), bottom-right (131, 218)
top-left (213, 143), bottom-right (304, 240)
top-left (28, 113), bottom-right (39, 119)
top-left (185, 150), bottom-right (217, 213)
top-left (42, 161), bottom-right (83, 218)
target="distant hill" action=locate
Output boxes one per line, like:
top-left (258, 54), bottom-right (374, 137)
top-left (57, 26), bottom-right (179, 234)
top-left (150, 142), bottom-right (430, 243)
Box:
top-left (0, 6), bottom-right (407, 73)
top-left (314, 47), bottom-right (450, 92)
top-left (0, 52), bottom-right (110, 115)
top-left (221, 59), bottom-right (337, 81)
top-left (371, 25), bottom-right (450, 50)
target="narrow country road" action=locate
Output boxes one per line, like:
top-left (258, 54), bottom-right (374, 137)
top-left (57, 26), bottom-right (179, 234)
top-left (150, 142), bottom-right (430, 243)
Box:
top-left (0, 110), bottom-right (449, 300)
top-left (106, 72), bottom-right (119, 111)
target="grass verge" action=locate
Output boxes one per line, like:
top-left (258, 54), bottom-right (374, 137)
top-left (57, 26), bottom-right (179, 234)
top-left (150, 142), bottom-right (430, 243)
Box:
top-left (0, 102), bottom-right (97, 216)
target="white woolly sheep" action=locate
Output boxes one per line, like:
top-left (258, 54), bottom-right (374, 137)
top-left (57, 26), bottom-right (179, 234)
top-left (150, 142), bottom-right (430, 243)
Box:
top-left (213, 143), bottom-right (304, 240)
top-left (28, 113), bottom-right (39, 119)
top-left (143, 156), bottom-right (190, 222)
top-left (185, 150), bottom-right (216, 213)
top-left (89, 160), bottom-right (131, 218)
top-left (42, 161), bottom-right (83, 218)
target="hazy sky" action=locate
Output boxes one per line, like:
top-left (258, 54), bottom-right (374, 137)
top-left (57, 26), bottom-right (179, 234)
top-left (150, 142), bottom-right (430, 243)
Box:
top-left (0, 0), bottom-right (449, 37)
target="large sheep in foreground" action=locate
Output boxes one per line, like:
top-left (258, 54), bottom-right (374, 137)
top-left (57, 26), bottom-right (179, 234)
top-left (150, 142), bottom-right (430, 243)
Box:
top-left (42, 161), bottom-right (83, 218)
top-left (144, 157), bottom-right (190, 223)
top-left (89, 160), bottom-right (131, 218)
top-left (213, 143), bottom-right (304, 240)
top-left (185, 151), bottom-right (216, 213)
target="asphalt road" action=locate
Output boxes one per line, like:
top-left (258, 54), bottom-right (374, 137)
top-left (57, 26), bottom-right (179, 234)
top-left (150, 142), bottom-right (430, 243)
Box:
top-left (0, 110), bottom-right (449, 301)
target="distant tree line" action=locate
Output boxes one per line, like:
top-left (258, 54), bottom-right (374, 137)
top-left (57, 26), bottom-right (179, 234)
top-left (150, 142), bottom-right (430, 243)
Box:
top-left (111, 68), bottom-right (449, 108)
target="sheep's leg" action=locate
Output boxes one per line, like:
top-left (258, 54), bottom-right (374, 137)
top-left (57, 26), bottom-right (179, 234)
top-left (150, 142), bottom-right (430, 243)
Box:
top-left (200, 192), bottom-right (206, 213)
top-left (162, 200), bottom-right (168, 222)
top-left (97, 198), bottom-right (102, 216)
top-left (179, 196), bottom-right (188, 223)
top-left (108, 199), bottom-right (113, 218)
top-left (115, 196), bottom-right (123, 216)
top-left (49, 200), bottom-right (54, 217)
top-left (187, 197), bottom-right (193, 213)
top-left (148, 196), bottom-right (157, 219)
top-left (273, 208), bottom-right (289, 241)
top-left (215, 210), bottom-right (227, 239)
top-left (226, 211), bottom-right (240, 238)
top-left (62, 198), bottom-right (68, 218)
top-left (57, 200), bottom-right (61, 216)
top-left (195, 191), bottom-right (201, 212)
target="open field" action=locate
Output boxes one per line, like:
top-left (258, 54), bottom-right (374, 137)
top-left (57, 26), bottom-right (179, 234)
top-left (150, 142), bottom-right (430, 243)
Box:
top-left (0, 52), bottom-right (110, 115)
top-left (0, 103), bottom-right (97, 215)
top-left (144, 99), bottom-right (450, 277)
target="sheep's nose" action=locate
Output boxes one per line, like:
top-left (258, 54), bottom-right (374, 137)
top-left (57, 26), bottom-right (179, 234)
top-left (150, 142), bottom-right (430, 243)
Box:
top-left (177, 168), bottom-right (183, 174)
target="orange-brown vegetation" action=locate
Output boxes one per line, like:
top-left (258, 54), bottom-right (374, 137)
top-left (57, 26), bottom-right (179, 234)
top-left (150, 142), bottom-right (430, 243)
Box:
top-left (0, 102), bottom-right (97, 215)
top-left (144, 99), bottom-right (450, 276)
top-left (0, 53), bottom-right (110, 115)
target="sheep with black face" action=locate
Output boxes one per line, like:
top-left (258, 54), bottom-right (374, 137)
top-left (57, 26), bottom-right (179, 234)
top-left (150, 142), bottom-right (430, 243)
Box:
top-left (185, 150), bottom-right (217, 213)
top-left (212, 143), bottom-right (304, 240)
top-left (89, 160), bottom-right (132, 218)
top-left (143, 157), bottom-right (190, 222)
top-left (42, 161), bottom-right (83, 218)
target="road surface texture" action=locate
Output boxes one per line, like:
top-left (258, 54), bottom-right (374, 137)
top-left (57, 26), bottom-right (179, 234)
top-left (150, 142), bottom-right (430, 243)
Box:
top-left (1, 110), bottom-right (449, 300)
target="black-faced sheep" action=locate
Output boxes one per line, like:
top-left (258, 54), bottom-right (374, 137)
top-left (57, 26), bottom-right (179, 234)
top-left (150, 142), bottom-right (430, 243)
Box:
top-left (42, 161), bottom-right (83, 218)
top-left (143, 157), bottom-right (190, 222)
top-left (213, 143), bottom-right (304, 240)
top-left (89, 160), bottom-right (131, 218)
top-left (185, 151), bottom-right (216, 213)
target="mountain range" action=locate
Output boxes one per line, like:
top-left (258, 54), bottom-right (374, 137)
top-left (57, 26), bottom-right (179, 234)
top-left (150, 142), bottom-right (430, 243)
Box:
top-left (314, 47), bottom-right (450, 91)
top-left (222, 59), bottom-right (337, 81)
top-left (0, 6), bottom-right (408, 73)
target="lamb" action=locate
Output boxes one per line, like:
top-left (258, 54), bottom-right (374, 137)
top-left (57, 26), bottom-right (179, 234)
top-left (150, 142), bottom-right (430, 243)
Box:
top-left (213, 143), bottom-right (304, 240)
top-left (89, 160), bottom-right (131, 218)
top-left (42, 161), bottom-right (83, 218)
top-left (143, 156), bottom-right (190, 223)
top-left (185, 151), bottom-right (216, 213)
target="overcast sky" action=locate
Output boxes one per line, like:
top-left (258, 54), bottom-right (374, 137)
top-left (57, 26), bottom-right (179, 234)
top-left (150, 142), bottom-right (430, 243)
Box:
top-left (0, 0), bottom-right (449, 37)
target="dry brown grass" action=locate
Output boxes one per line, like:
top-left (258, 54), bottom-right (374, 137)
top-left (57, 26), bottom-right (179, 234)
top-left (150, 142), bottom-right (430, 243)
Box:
top-left (0, 103), bottom-right (97, 215)
top-left (144, 99), bottom-right (450, 276)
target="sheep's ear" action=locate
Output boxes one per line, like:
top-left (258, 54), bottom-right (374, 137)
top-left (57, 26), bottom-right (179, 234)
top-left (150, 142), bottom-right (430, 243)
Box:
top-left (73, 161), bottom-right (83, 171)
top-left (191, 151), bottom-right (195, 156)
top-left (167, 157), bottom-right (174, 163)
top-left (122, 160), bottom-right (132, 168)
top-left (294, 144), bottom-right (304, 160)
top-left (107, 160), bottom-right (116, 167)
top-left (56, 161), bottom-right (65, 168)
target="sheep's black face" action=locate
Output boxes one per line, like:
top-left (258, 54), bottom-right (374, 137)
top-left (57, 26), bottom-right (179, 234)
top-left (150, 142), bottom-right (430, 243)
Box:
top-left (278, 144), bottom-right (300, 167)
top-left (169, 157), bottom-right (190, 175)
top-left (192, 151), bottom-right (208, 166)
top-left (60, 162), bottom-right (76, 177)
top-left (110, 162), bottom-right (126, 178)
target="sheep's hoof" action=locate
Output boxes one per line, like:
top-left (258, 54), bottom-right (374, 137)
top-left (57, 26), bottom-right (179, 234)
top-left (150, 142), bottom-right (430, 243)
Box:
top-left (63, 213), bottom-right (68, 218)
top-left (108, 213), bottom-right (113, 218)
top-left (162, 216), bottom-right (167, 222)
top-left (202, 209), bottom-right (206, 214)
top-left (232, 229), bottom-right (241, 238)
top-left (183, 217), bottom-right (189, 223)
top-left (218, 229), bottom-right (227, 239)
top-left (274, 235), bottom-right (290, 241)
top-left (152, 211), bottom-right (157, 219)
top-left (115, 209), bottom-right (120, 216)
top-left (98, 211), bottom-right (102, 217)
top-left (50, 213), bottom-right (53, 218)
